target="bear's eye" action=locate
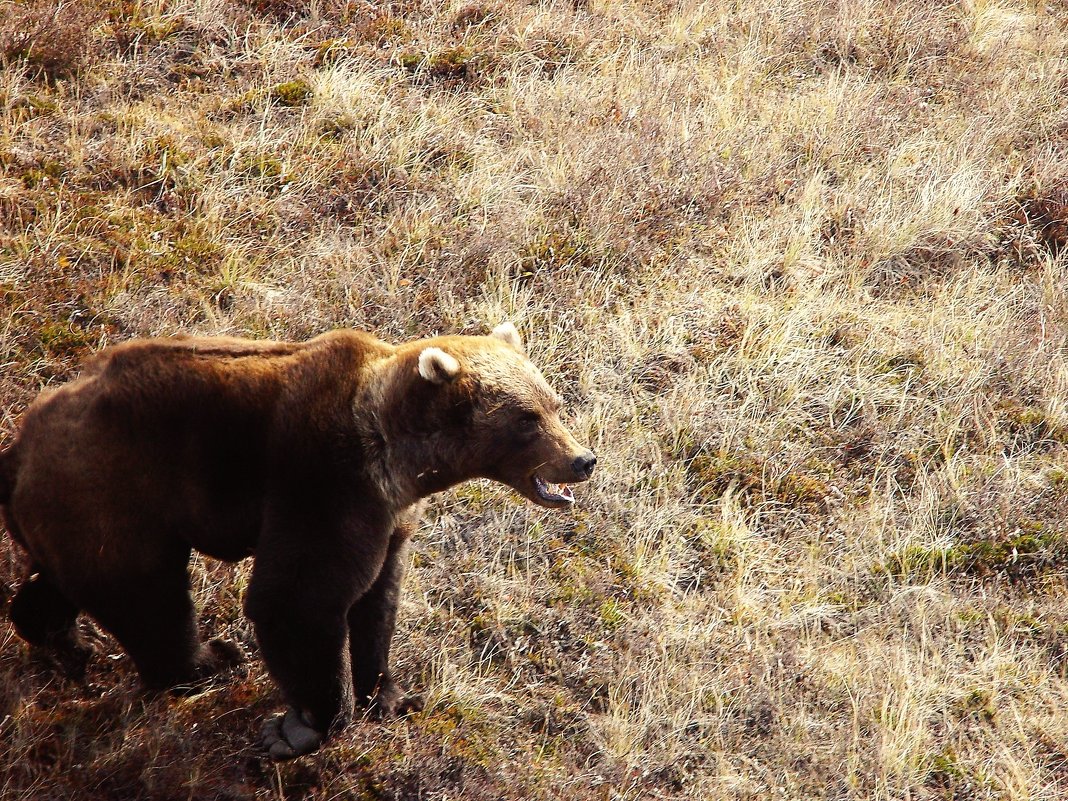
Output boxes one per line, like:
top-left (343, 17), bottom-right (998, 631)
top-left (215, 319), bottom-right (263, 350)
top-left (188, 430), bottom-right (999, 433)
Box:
top-left (517, 412), bottom-right (541, 431)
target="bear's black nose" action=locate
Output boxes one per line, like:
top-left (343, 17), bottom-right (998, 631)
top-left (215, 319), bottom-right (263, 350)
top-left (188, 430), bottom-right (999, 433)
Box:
top-left (572, 452), bottom-right (597, 480)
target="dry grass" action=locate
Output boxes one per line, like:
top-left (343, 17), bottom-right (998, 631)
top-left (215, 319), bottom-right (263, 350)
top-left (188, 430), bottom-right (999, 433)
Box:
top-left (2, 0), bottom-right (1068, 798)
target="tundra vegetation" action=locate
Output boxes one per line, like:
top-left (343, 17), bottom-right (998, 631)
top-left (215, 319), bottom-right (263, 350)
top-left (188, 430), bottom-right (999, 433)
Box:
top-left (1, 0), bottom-right (1067, 799)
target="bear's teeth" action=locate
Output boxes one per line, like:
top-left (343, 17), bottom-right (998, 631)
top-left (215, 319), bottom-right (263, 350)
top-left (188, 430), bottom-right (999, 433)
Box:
top-left (553, 483), bottom-right (575, 502)
top-left (535, 477), bottom-right (574, 504)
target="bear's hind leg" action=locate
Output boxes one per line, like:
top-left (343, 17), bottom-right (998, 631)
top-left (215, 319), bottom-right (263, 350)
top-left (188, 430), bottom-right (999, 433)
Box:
top-left (10, 566), bottom-right (96, 679)
top-left (11, 567), bottom-right (80, 645)
top-left (84, 566), bottom-right (243, 691)
top-left (347, 527), bottom-right (423, 718)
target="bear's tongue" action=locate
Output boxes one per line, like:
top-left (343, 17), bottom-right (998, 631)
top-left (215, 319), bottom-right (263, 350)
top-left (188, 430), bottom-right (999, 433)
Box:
top-left (534, 476), bottom-right (575, 504)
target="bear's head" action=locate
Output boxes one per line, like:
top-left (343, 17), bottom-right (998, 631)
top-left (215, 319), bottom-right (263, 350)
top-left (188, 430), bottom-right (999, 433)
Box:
top-left (384, 324), bottom-right (596, 508)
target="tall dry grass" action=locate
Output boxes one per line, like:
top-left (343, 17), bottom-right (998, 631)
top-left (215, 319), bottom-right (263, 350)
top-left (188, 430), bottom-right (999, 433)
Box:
top-left (2, 0), bottom-right (1068, 798)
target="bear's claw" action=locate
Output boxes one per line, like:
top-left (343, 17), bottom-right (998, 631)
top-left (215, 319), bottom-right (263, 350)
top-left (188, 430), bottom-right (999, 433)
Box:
top-left (198, 638), bottom-right (246, 674)
top-left (30, 630), bottom-right (100, 681)
top-left (365, 690), bottom-right (424, 720)
top-left (359, 677), bottom-right (424, 720)
top-left (262, 707), bottom-right (325, 760)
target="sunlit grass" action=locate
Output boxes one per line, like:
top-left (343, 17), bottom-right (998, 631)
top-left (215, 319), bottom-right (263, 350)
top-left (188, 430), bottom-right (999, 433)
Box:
top-left (1, 0), bottom-right (1067, 799)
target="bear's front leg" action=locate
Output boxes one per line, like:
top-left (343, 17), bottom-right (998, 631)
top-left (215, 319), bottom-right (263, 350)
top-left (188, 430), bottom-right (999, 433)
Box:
top-left (347, 522), bottom-right (423, 718)
top-left (244, 518), bottom-right (390, 760)
top-left (247, 596), bottom-right (355, 759)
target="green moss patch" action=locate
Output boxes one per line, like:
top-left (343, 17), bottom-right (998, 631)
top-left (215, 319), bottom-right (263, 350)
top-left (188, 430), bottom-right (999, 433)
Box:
top-left (997, 400), bottom-right (1068, 453)
top-left (271, 79), bottom-right (313, 107)
top-left (7, 93), bottom-right (59, 121)
top-left (358, 14), bottom-right (413, 46)
top-left (684, 517), bottom-right (737, 574)
top-left (517, 231), bottom-right (603, 284)
top-left (21, 158), bottom-right (66, 189)
top-left (880, 520), bottom-right (1068, 582)
top-left (400, 45), bottom-right (484, 85)
top-left (687, 452), bottom-right (831, 510)
top-left (238, 152), bottom-right (287, 190)
top-left (36, 320), bottom-right (98, 359)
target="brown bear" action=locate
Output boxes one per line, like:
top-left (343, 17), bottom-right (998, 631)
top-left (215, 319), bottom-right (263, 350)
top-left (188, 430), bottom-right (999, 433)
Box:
top-left (0, 323), bottom-right (595, 759)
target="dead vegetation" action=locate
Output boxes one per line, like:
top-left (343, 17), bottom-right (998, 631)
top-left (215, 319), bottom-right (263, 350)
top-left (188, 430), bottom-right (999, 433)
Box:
top-left (2, 0), bottom-right (1068, 799)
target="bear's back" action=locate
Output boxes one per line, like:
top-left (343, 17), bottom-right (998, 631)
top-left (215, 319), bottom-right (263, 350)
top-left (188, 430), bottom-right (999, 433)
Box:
top-left (5, 330), bottom-right (392, 565)
top-left (15, 329), bottom-right (388, 476)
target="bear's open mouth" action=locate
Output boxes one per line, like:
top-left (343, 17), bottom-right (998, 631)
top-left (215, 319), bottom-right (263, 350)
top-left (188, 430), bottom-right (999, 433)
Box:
top-left (532, 475), bottom-right (574, 507)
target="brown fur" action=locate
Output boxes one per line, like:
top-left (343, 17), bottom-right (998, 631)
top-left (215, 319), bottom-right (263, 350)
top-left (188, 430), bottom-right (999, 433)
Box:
top-left (0, 327), bottom-right (594, 758)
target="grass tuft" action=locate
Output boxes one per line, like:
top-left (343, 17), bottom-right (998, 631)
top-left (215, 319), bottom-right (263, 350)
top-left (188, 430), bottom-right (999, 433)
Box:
top-left (0, 0), bottom-right (102, 82)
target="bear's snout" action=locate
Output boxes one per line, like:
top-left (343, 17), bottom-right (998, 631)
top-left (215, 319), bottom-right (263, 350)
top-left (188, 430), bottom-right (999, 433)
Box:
top-left (571, 451), bottom-right (597, 481)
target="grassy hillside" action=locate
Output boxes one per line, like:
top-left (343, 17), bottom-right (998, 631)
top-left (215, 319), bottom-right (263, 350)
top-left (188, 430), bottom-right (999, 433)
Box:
top-left (2, 0), bottom-right (1068, 798)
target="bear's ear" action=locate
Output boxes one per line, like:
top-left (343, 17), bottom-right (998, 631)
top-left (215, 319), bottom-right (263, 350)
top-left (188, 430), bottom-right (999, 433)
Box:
top-left (490, 322), bottom-right (524, 353)
top-left (418, 347), bottom-right (461, 384)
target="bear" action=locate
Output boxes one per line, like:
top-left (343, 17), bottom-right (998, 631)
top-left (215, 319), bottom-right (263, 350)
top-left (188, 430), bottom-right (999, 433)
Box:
top-left (0, 323), bottom-right (596, 760)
